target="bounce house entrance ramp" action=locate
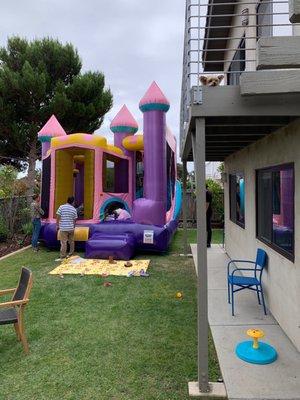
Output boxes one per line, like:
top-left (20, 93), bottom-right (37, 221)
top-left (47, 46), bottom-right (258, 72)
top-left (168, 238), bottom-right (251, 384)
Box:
top-left (85, 233), bottom-right (136, 261)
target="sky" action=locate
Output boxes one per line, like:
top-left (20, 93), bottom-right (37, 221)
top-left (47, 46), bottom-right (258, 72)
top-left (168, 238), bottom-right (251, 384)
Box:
top-left (0, 0), bottom-right (185, 145)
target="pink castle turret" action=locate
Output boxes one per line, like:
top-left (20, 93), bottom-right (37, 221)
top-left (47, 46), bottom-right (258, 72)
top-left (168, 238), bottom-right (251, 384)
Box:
top-left (110, 105), bottom-right (138, 196)
top-left (38, 115), bottom-right (67, 158)
top-left (110, 105), bottom-right (138, 146)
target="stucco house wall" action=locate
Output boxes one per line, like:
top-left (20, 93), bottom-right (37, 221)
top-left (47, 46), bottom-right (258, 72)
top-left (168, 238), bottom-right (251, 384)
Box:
top-left (224, 119), bottom-right (300, 350)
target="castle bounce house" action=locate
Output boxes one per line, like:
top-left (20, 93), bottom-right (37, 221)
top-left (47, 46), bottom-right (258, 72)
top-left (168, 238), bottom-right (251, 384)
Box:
top-left (38, 82), bottom-right (181, 260)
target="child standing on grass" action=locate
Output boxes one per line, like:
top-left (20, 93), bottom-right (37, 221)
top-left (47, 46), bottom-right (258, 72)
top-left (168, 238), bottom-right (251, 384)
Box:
top-left (30, 194), bottom-right (44, 252)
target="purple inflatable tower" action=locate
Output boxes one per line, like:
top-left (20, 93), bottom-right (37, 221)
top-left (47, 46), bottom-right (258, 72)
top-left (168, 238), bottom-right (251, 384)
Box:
top-left (133, 82), bottom-right (170, 226)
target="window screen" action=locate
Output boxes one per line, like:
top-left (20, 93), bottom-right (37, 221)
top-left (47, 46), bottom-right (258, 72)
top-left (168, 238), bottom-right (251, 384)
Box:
top-left (41, 155), bottom-right (51, 218)
top-left (103, 154), bottom-right (129, 193)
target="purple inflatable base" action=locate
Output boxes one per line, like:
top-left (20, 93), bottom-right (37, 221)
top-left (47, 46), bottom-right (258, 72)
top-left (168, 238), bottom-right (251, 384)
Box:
top-left (39, 219), bottom-right (178, 259)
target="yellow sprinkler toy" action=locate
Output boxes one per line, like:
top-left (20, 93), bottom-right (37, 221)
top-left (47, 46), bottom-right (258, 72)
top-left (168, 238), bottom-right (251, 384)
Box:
top-left (236, 328), bottom-right (277, 364)
top-left (247, 328), bottom-right (264, 349)
top-left (175, 291), bottom-right (183, 299)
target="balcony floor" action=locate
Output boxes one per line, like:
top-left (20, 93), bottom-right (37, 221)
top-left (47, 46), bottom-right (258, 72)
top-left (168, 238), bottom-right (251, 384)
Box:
top-left (191, 244), bottom-right (300, 400)
top-left (182, 86), bottom-right (300, 161)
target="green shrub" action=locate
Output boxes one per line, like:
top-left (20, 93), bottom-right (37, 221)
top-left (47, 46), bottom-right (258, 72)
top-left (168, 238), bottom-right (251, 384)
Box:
top-left (19, 206), bottom-right (31, 227)
top-left (0, 218), bottom-right (8, 242)
top-left (22, 221), bottom-right (33, 236)
top-left (206, 178), bottom-right (224, 222)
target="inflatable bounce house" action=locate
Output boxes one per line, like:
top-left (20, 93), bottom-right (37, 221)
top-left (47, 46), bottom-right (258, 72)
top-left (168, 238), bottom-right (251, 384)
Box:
top-left (38, 82), bottom-right (182, 260)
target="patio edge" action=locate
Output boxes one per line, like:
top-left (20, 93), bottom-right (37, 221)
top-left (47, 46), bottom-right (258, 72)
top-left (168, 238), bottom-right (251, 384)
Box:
top-left (0, 245), bottom-right (31, 262)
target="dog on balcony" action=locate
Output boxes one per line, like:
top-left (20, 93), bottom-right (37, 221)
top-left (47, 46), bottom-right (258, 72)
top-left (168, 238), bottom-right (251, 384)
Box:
top-left (199, 75), bottom-right (224, 87)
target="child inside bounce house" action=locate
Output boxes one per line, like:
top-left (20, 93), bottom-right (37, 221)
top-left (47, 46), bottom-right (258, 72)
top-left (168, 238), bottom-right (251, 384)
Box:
top-left (114, 207), bottom-right (131, 220)
top-left (104, 206), bottom-right (131, 221)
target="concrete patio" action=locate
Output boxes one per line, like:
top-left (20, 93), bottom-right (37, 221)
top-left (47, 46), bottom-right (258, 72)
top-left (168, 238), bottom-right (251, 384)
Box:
top-left (191, 244), bottom-right (300, 400)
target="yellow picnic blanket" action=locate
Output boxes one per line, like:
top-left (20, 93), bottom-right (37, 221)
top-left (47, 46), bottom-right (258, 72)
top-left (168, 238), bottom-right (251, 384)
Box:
top-left (49, 256), bottom-right (150, 276)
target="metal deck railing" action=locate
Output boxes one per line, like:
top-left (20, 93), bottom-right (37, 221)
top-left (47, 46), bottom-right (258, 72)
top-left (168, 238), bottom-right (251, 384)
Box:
top-left (180, 0), bottom-right (294, 153)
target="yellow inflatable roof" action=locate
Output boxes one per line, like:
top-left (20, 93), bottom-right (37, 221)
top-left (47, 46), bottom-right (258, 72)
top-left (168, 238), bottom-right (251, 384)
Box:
top-left (50, 133), bottom-right (123, 155)
top-left (122, 134), bottom-right (144, 151)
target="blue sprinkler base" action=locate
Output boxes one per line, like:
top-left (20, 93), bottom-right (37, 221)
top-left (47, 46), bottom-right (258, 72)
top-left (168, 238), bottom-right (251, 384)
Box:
top-left (236, 341), bottom-right (278, 365)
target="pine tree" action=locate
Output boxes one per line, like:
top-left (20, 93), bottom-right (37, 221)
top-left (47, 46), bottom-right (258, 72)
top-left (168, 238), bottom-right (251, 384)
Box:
top-left (0, 37), bottom-right (113, 194)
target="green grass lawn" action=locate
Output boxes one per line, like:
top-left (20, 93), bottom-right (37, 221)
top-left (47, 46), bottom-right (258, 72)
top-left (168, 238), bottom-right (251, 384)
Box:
top-left (0, 229), bottom-right (221, 400)
top-left (170, 228), bottom-right (224, 253)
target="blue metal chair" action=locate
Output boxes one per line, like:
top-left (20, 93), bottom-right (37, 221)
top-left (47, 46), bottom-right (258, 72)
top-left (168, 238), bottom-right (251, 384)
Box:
top-left (227, 248), bottom-right (267, 316)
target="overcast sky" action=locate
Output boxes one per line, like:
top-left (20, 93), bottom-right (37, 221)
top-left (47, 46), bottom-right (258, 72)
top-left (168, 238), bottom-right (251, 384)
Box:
top-left (0, 0), bottom-right (185, 144)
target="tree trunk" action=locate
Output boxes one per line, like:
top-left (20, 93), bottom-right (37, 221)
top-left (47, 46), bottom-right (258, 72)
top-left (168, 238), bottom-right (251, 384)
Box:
top-left (26, 140), bottom-right (37, 202)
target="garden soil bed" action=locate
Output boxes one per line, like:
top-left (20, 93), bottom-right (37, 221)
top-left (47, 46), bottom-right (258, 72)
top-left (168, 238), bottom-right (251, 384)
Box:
top-left (0, 235), bottom-right (31, 258)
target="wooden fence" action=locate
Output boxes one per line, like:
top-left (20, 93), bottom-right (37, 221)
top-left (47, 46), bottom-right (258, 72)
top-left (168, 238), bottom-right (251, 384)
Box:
top-left (178, 189), bottom-right (224, 228)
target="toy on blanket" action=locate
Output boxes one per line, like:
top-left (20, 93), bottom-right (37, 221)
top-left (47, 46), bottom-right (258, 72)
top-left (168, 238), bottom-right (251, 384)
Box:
top-left (108, 256), bottom-right (116, 264)
top-left (124, 261), bottom-right (132, 268)
top-left (127, 269), bottom-right (149, 278)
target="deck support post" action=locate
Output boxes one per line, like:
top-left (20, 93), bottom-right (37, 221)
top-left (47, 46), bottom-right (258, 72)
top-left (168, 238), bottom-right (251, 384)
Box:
top-left (182, 159), bottom-right (188, 256)
top-left (192, 118), bottom-right (210, 393)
